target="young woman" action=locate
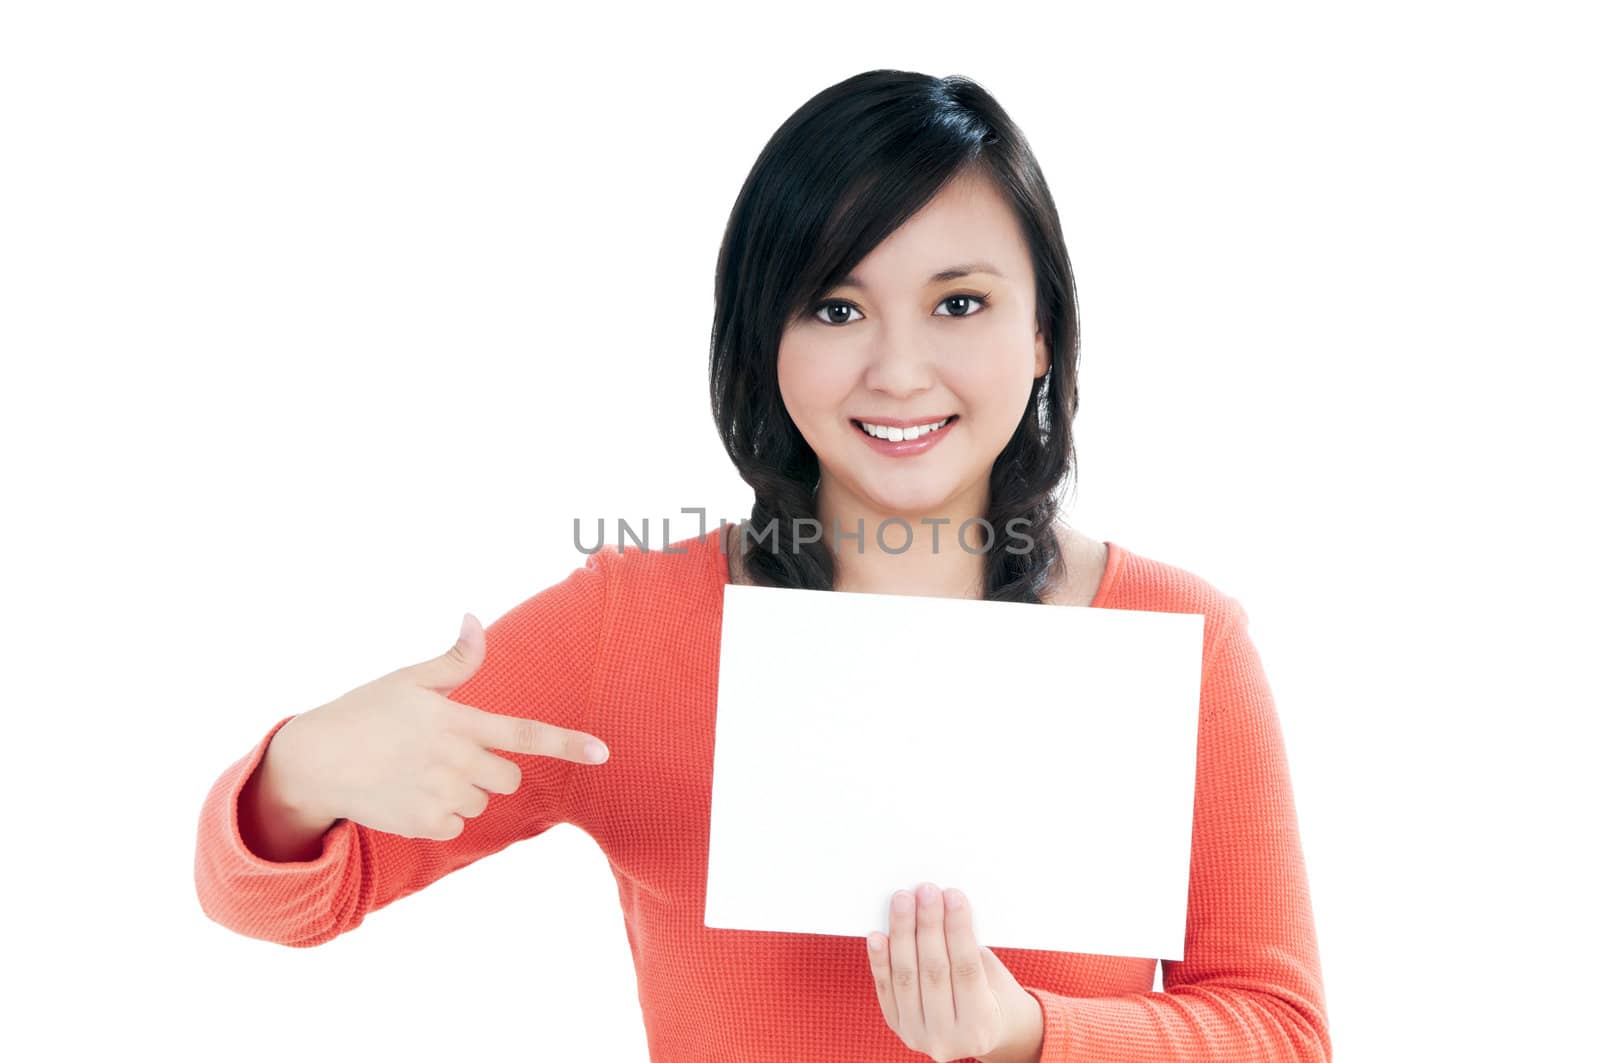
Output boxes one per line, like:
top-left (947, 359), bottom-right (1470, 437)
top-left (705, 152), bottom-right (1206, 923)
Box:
top-left (195, 69), bottom-right (1329, 1062)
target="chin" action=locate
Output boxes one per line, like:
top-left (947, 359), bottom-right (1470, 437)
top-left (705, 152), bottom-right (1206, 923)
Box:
top-left (860, 483), bottom-right (963, 520)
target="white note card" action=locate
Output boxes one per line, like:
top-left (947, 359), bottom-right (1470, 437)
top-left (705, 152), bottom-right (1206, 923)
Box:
top-left (705, 583), bottom-right (1206, 960)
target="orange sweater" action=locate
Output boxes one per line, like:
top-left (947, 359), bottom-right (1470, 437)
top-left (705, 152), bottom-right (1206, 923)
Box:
top-left (194, 527), bottom-right (1330, 1061)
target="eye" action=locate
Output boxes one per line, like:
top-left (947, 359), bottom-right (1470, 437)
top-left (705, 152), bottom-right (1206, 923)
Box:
top-left (933, 292), bottom-right (990, 318)
top-left (812, 300), bottom-right (862, 326)
top-left (808, 291), bottom-right (992, 327)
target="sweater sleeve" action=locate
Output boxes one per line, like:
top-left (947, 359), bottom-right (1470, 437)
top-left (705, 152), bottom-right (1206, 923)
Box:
top-left (193, 549), bottom-right (613, 947)
top-left (1018, 601), bottom-right (1331, 1061)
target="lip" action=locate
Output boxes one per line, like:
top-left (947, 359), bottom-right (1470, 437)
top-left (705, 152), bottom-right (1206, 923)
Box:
top-left (850, 414), bottom-right (958, 457)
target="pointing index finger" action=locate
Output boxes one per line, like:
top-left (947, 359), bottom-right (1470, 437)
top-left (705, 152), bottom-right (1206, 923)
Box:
top-left (461, 703), bottom-right (609, 764)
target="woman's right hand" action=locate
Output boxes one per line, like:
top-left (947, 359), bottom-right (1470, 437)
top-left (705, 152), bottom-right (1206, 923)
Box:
top-left (268, 613), bottom-right (610, 842)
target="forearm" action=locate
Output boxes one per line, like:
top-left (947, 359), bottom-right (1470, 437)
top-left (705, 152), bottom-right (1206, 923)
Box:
top-left (1018, 982), bottom-right (1329, 1063)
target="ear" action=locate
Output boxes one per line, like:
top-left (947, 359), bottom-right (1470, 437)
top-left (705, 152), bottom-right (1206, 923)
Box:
top-left (1034, 329), bottom-right (1050, 379)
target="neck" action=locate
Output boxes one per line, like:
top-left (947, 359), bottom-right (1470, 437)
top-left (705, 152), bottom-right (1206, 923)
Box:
top-left (814, 477), bottom-right (991, 599)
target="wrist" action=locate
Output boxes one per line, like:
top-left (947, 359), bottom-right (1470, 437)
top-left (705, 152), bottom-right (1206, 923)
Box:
top-left (262, 713), bottom-right (336, 824)
top-left (981, 991), bottom-right (1044, 1063)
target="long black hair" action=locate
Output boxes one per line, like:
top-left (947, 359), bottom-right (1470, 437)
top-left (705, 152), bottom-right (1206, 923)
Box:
top-left (709, 69), bottom-right (1081, 603)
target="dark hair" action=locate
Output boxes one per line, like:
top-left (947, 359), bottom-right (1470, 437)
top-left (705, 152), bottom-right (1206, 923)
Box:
top-left (708, 69), bottom-right (1080, 603)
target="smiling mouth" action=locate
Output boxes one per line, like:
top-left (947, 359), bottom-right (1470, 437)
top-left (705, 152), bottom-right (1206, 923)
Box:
top-left (851, 415), bottom-right (958, 442)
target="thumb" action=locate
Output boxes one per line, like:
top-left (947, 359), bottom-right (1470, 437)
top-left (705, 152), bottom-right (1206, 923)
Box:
top-left (408, 612), bottom-right (486, 692)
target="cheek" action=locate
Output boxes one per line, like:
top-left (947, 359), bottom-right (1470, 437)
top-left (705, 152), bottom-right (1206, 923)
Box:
top-left (948, 358), bottom-right (1030, 418)
top-left (777, 341), bottom-right (853, 421)
top-left (947, 363), bottom-right (1011, 416)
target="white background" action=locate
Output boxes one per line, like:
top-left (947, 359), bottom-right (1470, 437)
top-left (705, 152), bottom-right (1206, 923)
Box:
top-left (4, 2), bottom-right (1595, 1060)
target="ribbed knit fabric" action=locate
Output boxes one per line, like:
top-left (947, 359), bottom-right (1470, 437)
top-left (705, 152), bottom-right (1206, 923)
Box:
top-left (194, 527), bottom-right (1329, 1061)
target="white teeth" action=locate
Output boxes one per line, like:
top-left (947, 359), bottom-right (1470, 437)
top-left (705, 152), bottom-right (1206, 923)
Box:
top-left (859, 417), bottom-right (950, 441)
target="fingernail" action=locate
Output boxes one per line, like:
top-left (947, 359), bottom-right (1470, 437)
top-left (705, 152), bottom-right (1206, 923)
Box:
top-left (944, 889), bottom-right (965, 910)
top-left (892, 892), bottom-right (913, 913)
top-left (585, 741), bottom-right (609, 762)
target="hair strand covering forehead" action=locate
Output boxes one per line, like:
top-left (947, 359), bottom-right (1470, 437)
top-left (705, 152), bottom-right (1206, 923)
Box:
top-left (709, 68), bottom-right (1082, 603)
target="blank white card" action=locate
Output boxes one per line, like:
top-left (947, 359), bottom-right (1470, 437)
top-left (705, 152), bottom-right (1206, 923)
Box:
top-left (705, 583), bottom-right (1206, 960)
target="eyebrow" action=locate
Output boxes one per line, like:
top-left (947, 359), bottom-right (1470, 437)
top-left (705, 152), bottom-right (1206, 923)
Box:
top-left (837, 261), bottom-right (1005, 289)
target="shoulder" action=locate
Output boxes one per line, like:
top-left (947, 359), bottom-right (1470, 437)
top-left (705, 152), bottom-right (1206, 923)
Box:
top-left (1097, 538), bottom-right (1246, 673)
top-left (596, 525), bottom-right (726, 611)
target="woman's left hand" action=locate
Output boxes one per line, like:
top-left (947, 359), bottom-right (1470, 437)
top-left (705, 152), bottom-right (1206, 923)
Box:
top-left (867, 882), bottom-right (1044, 1063)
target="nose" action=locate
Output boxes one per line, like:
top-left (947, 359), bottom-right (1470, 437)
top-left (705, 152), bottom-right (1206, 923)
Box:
top-left (862, 321), bottom-right (935, 397)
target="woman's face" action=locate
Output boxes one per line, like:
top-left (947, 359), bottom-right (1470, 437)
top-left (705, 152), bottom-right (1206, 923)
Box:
top-left (777, 170), bottom-right (1048, 525)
